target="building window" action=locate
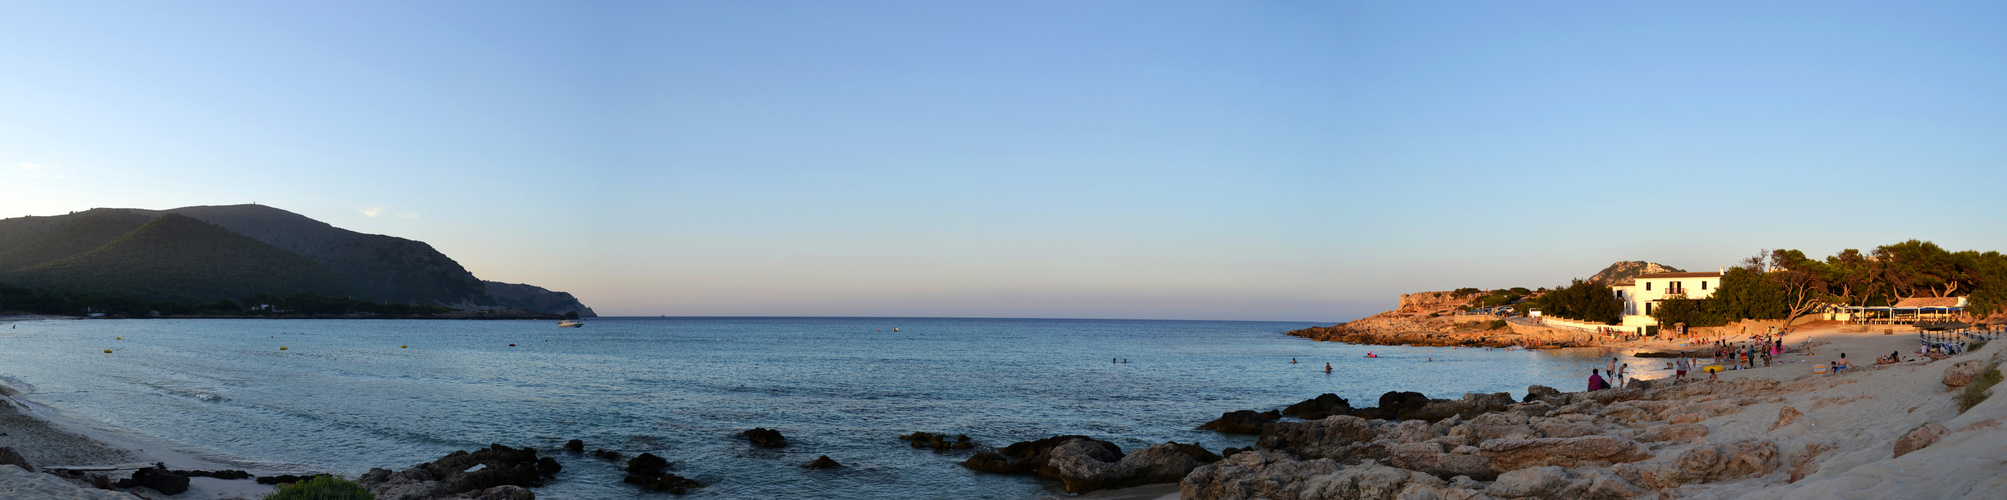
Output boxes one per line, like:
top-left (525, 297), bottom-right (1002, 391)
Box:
top-left (1645, 282), bottom-right (1652, 291)
top-left (1646, 302), bottom-right (1653, 314)
top-left (1702, 281), bottom-right (1709, 290)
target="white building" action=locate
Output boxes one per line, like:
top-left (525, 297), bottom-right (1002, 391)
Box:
top-left (1610, 271), bottom-right (1723, 330)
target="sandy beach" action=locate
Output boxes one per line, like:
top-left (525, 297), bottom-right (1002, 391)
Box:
top-left (0, 371), bottom-right (278, 499)
top-left (1173, 320), bottom-right (2007, 499)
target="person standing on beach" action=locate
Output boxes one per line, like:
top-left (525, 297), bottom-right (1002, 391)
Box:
top-left (1617, 363), bottom-right (1628, 387)
top-left (1607, 358), bottom-right (1617, 378)
top-left (1675, 355), bottom-right (1688, 381)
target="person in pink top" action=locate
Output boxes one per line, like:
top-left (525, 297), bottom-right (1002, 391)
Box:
top-left (1588, 368), bottom-right (1608, 391)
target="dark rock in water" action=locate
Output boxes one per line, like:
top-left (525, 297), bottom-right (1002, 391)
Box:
top-left (626, 453), bottom-right (672, 476)
top-left (623, 453), bottom-right (701, 494)
top-left (354, 443), bottom-right (562, 499)
top-left (960, 435), bottom-right (1117, 475)
top-left (254, 474), bottom-right (322, 485)
top-left (1401, 392), bottom-right (1517, 422)
top-left (592, 449), bottom-right (622, 460)
top-left (963, 435), bottom-right (1220, 493)
top-left (1351, 391), bottom-right (1431, 420)
top-left (898, 431), bottom-right (976, 450)
top-left (1197, 409), bottom-right (1281, 434)
top-left (1525, 385), bottom-right (1562, 403)
top-left (804, 455), bottom-right (843, 468)
top-left (1380, 391), bottom-right (1430, 415)
top-left (964, 437), bottom-right (1217, 493)
top-left (0, 446), bottom-right (32, 471)
top-left (1282, 394), bottom-right (1354, 419)
top-left (120, 465), bottom-right (190, 495)
top-left (171, 469), bottom-right (251, 480)
top-left (563, 440), bottom-right (585, 453)
top-left (961, 451), bottom-right (1017, 473)
top-left (742, 428), bottom-right (788, 448)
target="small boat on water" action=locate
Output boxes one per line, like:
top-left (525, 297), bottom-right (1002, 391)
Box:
top-left (558, 319), bottom-right (584, 328)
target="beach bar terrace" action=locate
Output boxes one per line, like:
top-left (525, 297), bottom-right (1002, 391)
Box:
top-left (1831, 297), bottom-right (1966, 325)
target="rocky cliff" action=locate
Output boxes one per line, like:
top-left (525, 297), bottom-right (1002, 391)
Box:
top-left (1398, 291), bottom-right (1474, 315)
top-left (482, 281), bottom-right (597, 318)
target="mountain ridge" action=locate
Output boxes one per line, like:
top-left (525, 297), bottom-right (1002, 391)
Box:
top-left (0, 205), bottom-right (594, 316)
top-left (3, 214), bottom-right (358, 303)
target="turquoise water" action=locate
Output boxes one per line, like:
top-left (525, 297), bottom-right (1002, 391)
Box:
top-left (0, 317), bottom-right (1656, 498)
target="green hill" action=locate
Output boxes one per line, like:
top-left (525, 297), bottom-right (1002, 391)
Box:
top-left (166, 205), bottom-right (492, 306)
top-left (2, 214), bottom-right (358, 303)
top-left (0, 210), bottom-right (153, 272)
top-left (0, 205), bottom-right (594, 315)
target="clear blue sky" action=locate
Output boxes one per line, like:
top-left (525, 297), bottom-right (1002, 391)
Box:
top-left (3, 2), bottom-right (2004, 321)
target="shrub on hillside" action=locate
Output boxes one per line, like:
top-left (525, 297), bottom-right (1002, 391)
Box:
top-left (1487, 319), bottom-right (1508, 330)
top-left (1958, 362), bottom-right (2002, 413)
top-left (265, 475), bottom-right (373, 500)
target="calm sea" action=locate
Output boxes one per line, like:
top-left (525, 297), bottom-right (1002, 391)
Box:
top-left (0, 317), bottom-right (1663, 499)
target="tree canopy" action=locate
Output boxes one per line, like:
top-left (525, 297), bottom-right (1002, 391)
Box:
top-left (1651, 240), bottom-right (2007, 325)
top-left (1528, 279), bottom-right (1621, 325)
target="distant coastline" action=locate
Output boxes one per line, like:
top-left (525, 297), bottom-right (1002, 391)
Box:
top-left (6, 310), bottom-right (566, 321)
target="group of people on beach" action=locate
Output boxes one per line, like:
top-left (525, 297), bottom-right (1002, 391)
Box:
top-left (1712, 337), bottom-right (1785, 370)
top-left (1587, 357), bottom-right (1630, 391)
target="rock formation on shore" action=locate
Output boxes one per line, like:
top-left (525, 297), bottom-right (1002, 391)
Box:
top-left (355, 444), bottom-right (559, 500)
top-left (960, 436), bottom-right (1222, 493)
top-left (1169, 344), bottom-right (2007, 500)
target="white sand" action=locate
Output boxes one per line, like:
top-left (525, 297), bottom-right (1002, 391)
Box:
top-left (1655, 324), bottom-right (2007, 499)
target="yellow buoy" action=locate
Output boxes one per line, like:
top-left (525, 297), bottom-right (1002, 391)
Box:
top-left (103, 349), bottom-right (112, 353)
top-left (280, 346), bottom-right (288, 351)
top-left (116, 337), bottom-right (122, 340)
top-left (401, 345), bottom-right (407, 348)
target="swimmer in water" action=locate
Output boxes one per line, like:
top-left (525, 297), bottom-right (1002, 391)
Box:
top-left (1291, 358), bottom-right (1297, 364)
top-left (1324, 362), bottom-right (1332, 373)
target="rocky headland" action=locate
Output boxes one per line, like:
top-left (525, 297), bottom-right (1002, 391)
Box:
top-left (1286, 291), bottom-right (1595, 349)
